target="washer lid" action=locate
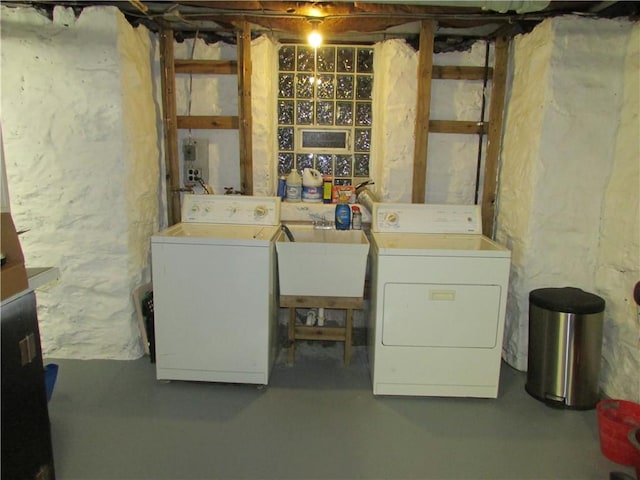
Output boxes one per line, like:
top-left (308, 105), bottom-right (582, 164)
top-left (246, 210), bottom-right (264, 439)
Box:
top-left (371, 232), bottom-right (510, 257)
top-left (152, 223), bottom-right (279, 246)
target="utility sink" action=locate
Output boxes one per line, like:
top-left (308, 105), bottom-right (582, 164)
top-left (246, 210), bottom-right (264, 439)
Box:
top-left (276, 224), bottom-right (369, 298)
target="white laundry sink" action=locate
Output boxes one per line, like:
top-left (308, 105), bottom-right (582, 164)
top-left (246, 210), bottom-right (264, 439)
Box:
top-left (276, 224), bottom-right (369, 298)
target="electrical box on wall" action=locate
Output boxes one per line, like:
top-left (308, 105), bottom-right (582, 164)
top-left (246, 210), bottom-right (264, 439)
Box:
top-left (182, 138), bottom-right (209, 186)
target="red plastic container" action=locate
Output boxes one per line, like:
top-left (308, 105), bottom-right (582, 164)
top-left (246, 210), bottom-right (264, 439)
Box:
top-left (628, 426), bottom-right (640, 477)
top-left (597, 399), bottom-right (640, 465)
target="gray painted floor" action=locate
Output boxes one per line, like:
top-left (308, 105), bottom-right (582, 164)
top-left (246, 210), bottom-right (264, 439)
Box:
top-left (47, 344), bottom-right (633, 480)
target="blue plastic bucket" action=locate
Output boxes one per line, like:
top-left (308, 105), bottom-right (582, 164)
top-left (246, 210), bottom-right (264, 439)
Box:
top-left (44, 363), bottom-right (59, 402)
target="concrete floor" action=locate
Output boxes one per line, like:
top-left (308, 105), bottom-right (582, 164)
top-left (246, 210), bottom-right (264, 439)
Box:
top-left (47, 344), bottom-right (634, 480)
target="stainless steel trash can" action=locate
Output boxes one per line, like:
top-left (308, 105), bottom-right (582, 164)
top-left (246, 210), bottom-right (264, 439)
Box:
top-left (525, 287), bottom-right (605, 409)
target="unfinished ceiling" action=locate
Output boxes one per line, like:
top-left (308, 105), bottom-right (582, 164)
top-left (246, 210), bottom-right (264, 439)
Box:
top-left (17, 0), bottom-right (640, 44)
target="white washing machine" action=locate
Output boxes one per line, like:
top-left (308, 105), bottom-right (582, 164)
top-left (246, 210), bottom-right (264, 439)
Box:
top-left (368, 203), bottom-right (511, 398)
top-left (151, 195), bottom-right (281, 385)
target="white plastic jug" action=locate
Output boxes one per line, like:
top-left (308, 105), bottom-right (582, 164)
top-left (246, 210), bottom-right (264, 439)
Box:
top-left (302, 168), bottom-right (323, 203)
top-left (302, 168), bottom-right (323, 187)
top-left (286, 170), bottom-right (302, 202)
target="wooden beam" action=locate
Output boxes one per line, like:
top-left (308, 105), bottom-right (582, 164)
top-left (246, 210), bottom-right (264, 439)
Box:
top-left (412, 19), bottom-right (435, 204)
top-left (176, 115), bottom-right (239, 129)
top-left (432, 65), bottom-right (493, 80)
top-left (237, 21), bottom-right (253, 195)
top-left (174, 60), bottom-right (238, 74)
top-left (481, 36), bottom-right (510, 236)
top-left (429, 120), bottom-right (487, 135)
top-left (159, 28), bottom-right (182, 226)
top-left (280, 295), bottom-right (364, 309)
top-left (294, 326), bottom-right (346, 342)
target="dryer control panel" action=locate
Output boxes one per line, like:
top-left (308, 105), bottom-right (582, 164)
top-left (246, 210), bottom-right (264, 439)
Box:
top-left (372, 203), bottom-right (481, 234)
top-left (181, 195), bottom-right (281, 226)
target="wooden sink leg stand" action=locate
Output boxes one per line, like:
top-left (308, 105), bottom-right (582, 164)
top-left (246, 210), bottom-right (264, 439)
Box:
top-left (280, 295), bottom-right (364, 366)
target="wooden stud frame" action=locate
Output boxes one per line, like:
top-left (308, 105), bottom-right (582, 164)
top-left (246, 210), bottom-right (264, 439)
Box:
top-left (159, 23), bottom-right (253, 224)
top-left (412, 20), bottom-right (435, 204)
top-left (412, 25), bottom-right (510, 236)
top-left (237, 21), bottom-right (253, 195)
top-left (159, 28), bottom-right (182, 226)
top-left (481, 35), bottom-right (509, 236)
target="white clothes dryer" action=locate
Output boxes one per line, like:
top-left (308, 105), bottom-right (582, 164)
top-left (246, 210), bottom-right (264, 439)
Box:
top-left (151, 195), bottom-right (281, 385)
top-left (368, 203), bottom-right (511, 398)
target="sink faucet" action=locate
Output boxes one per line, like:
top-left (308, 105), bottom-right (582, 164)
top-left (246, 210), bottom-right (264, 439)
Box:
top-left (280, 224), bottom-right (295, 242)
top-left (310, 214), bottom-right (333, 230)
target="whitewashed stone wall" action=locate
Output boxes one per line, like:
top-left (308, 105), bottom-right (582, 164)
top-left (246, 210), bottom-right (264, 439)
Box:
top-left (496, 17), bottom-right (639, 401)
top-left (371, 39), bottom-right (491, 204)
top-left (595, 23), bottom-right (640, 401)
top-left (1, 6), bottom-right (159, 359)
top-left (251, 36), bottom-right (279, 195)
top-left (371, 39), bottom-right (417, 203)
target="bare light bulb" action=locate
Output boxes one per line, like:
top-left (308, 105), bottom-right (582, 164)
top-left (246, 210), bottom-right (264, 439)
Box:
top-left (308, 29), bottom-right (322, 48)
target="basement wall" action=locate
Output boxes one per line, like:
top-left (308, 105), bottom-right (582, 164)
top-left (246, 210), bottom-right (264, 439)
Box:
top-left (595, 22), bottom-right (640, 401)
top-left (0, 5), bottom-right (160, 359)
top-left (496, 17), bottom-right (639, 401)
top-left (1, 6), bottom-right (637, 402)
top-left (371, 39), bottom-right (491, 204)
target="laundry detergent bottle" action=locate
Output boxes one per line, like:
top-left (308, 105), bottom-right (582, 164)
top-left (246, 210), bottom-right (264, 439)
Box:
top-left (335, 192), bottom-right (351, 230)
top-left (302, 168), bottom-right (323, 203)
top-left (285, 170), bottom-right (302, 202)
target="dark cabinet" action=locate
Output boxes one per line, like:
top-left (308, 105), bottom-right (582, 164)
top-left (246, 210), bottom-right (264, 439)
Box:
top-left (1, 291), bottom-right (55, 480)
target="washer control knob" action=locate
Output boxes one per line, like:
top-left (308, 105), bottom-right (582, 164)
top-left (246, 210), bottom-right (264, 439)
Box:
top-left (254, 206), bottom-right (267, 218)
top-left (385, 213), bottom-right (398, 225)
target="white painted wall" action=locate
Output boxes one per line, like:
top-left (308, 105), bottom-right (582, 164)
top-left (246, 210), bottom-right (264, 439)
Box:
top-left (595, 22), bottom-right (640, 401)
top-left (1, 5), bottom-right (160, 359)
top-left (371, 39), bottom-right (417, 203)
top-left (496, 17), bottom-right (639, 401)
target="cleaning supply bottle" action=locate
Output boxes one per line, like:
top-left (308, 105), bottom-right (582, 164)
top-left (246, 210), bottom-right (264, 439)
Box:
top-left (277, 175), bottom-right (287, 201)
top-left (302, 168), bottom-right (323, 203)
top-left (323, 175), bottom-right (333, 204)
top-left (335, 192), bottom-right (351, 230)
top-left (285, 170), bottom-right (302, 202)
top-left (351, 206), bottom-right (362, 230)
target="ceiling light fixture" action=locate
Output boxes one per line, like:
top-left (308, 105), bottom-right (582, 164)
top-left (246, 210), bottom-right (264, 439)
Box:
top-left (307, 19), bottom-right (323, 48)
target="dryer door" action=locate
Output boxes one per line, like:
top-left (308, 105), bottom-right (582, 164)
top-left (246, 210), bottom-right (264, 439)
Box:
top-left (381, 283), bottom-right (502, 348)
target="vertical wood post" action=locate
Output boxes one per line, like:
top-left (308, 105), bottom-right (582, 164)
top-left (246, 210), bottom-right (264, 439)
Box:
top-left (482, 35), bottom-right (509, 236)
top-left (159, 28), bottom-right (181, 225)
top-left (412, 20), bottom-right (435, 204)
top-left (237, 21), bottom-right (253, 195)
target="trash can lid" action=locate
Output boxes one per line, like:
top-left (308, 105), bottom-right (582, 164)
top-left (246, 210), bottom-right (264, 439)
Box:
top-left (529, 287), bottom-right (605, 314)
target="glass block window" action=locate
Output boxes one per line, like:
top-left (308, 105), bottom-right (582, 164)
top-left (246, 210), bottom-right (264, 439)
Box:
top-left (277, 44), bottom-right (374, 186)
